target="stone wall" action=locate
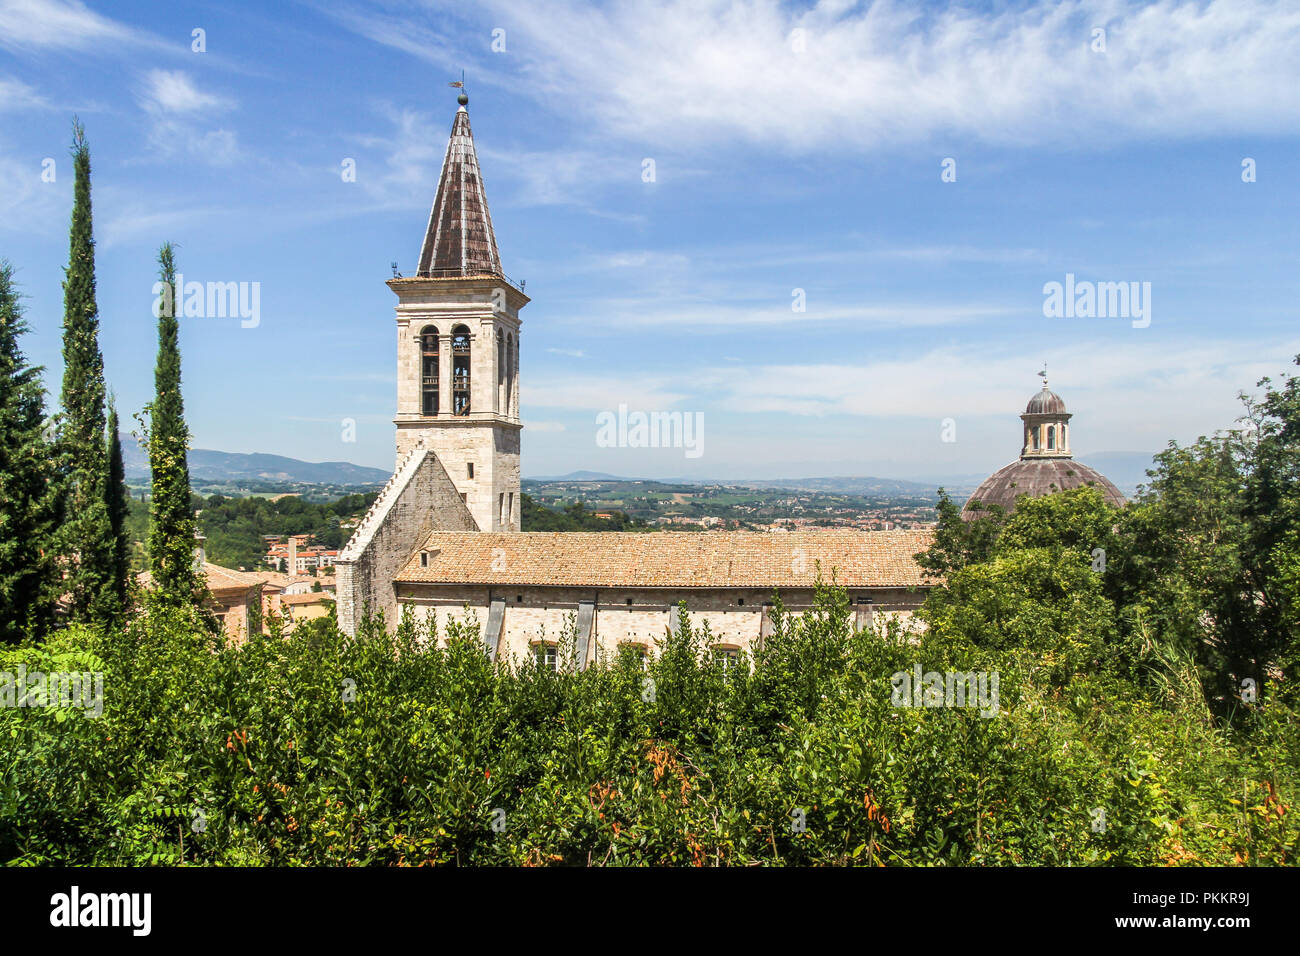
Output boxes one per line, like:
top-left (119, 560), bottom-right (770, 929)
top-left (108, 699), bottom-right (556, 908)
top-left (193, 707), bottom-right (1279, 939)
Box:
top-left (335, 446), bottom-right (478, 635)
top-left (392, 583), bottom-right (926, 666)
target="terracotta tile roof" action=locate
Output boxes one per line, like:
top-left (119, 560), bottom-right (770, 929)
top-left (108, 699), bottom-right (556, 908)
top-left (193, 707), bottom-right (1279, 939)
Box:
top-left (137, 562), bottom-right (266, 596)
top-left (395, 529), bottom-right (936, 589)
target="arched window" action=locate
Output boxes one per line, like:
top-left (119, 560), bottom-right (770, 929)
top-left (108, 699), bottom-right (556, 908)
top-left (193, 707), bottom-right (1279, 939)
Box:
top-left (452, 324), bottom-right (471, 416)
top-left (506, 333), bottom-right (514, 416)
top-left (1032, 425), bottom-right (1040, 450)
top-left (420, 326), bottom-right (438, 416)
top-left (497, 330), bottom-right (505, 413)
top-left (1047, 425), bottom-right (1056, 449)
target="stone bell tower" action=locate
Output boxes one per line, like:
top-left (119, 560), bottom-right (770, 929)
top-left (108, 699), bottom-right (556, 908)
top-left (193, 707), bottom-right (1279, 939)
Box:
top-left (390, 92), bottom-right (527, 532)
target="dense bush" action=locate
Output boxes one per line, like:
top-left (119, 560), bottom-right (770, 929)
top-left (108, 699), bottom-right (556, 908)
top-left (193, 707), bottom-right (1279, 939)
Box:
top-left (2, 573), bottom-right (1294, 865)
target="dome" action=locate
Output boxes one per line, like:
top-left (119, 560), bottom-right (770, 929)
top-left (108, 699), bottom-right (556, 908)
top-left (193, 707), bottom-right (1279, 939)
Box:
top-left (1025, 387), bottom-right (1067, 415)
top-left (963, 457), bottom-right (1125, 519)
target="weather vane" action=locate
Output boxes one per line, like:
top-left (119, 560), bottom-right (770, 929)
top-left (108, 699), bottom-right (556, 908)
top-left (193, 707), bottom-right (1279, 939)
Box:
top-left (1037, 363), bottom-right (1048, 388)
top-left (449, 71), bottom-right (468, 106)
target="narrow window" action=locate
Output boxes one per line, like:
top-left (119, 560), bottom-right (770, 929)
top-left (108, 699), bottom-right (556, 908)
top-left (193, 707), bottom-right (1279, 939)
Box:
top-left (452, 324), bottom-right (471, 416)
top-left (420, 551), bottom-right (428, 567)
top-left (508, 492), bottom-right (514, 521)
top-left (534, 643), bottom-right (557, 671)
top-left (1032, 426), bottom-right (1040, 450)
top-left (467, 462), bottom-right (474, 479)
top-left (713, 646), bottom-right (740, 673)
top-left (1047, 425), bottom-right (1056, 450)
top-left (420, 325), bottom-right (439, 416)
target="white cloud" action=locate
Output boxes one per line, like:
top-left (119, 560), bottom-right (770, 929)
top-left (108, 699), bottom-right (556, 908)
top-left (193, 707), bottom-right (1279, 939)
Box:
top-left (0, 0), bottom-right (145, 53)
top-left (523, 374), bottom-right (689, 410)
top-left (0, 75), bottom-right (46, 111)
top-left (446, 0), bottom-right (1300, 151)
top-left (135, 70), bottom-right (240, 166)
top-left (560, 298), bottom-right (1013, 329)
top-left (139, 70), bottom-right (232, 115)
top-left (700, 336), bottom-right (1300, 444)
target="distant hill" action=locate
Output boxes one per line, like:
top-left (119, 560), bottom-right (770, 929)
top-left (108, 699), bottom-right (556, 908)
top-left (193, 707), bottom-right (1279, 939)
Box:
top-left (119, 436), bottom-right (390, 486)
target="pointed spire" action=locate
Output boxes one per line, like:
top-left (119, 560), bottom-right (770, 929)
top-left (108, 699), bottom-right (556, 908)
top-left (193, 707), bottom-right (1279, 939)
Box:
top-left (417, 99), bottom-right (502, 279)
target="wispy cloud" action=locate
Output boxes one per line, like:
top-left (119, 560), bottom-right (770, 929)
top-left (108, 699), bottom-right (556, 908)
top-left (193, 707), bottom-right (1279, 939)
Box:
top-left (0, 75), bottom-right (47, 111)
top-left (523, 374), bottom-right (689, 410)
top-left (0, 0), bottom-right (155, 54)
top-left (135, 70), bottom-right (240, 166)
top-left (357, 0), bottom-right (1300, 153)
top-left (139, 69), bottom-right (232, 115)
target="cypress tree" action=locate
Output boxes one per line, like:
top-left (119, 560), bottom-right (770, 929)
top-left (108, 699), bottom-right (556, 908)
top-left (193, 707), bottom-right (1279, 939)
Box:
top-left (105, 399), bottom-right (130, 616)
top-left (146, 242), bottom-right (200, 601)
top-left (57, 118), bottom-right (115, 624)
top-left (0, 262), bottom-right (62, 642)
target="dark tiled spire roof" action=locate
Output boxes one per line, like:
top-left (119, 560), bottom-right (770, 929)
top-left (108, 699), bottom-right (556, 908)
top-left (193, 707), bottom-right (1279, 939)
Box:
top-left (416, 106), bottom-right (502, 278)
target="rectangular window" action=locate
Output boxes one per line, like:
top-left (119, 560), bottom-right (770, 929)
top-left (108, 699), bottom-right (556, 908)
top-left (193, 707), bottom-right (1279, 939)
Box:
top-left (508, 492), bottom-right (514, 521)
top-left (467, 462), bottom-right (475, 479)
top-left (534, 644), bottom-right (557, 671)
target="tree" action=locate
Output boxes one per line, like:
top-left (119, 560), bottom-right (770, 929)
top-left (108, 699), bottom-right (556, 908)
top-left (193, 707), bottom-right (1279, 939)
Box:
top-left (914, 488), bottom-right (1003, 577)
top-left (57, 119), bottom-right (115, 625)
top-left (144, 242), bottom-right (201, 603)
top-left (0, 262), bottom-right (62, 642)
top-left (105, 399), bottom-right (130, 618)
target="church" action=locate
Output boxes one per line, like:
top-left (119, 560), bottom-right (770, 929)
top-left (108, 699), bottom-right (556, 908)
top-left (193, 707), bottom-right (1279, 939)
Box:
top-left (333, 94), bottom-right (1123, 667)
top-left (962, 379), bottom-right (1127, 518)
top-left (333, 93), bottom-right (934, 663)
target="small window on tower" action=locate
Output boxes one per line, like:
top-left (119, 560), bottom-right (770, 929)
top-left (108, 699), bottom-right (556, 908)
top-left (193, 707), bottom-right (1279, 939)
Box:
top-left (467, 463), bottom-right (474, 479)
top-left (1047, 426), bottom-right (1056, 449)
top-left (452, 324), bottom-right (471, 416)
top-left (420, 325), bottom-right (439, 416)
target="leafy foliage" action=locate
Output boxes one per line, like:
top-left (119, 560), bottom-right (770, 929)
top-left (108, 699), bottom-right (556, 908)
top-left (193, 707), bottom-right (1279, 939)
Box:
top-left (521, 493), bottom-right (647, 531)
top-left (0, 262), bottom-right (62, 643)
top-left (142, 243), bottom-right (201, 604)
top-left (1, 573), bottom-right (1294, 866)
top-left (56, 119), bottom-right (115, 626)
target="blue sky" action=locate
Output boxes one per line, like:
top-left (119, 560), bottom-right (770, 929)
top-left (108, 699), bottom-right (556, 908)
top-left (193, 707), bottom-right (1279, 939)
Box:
top-left (1, 0), bottom-right (1298, 482)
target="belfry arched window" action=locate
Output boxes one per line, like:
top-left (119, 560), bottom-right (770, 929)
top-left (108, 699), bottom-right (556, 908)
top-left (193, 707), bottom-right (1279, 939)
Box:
top-left (506, 333), bottom-right (514, 416)
top-left (497, 330), bottom-right (505, 413)
top-left (420, 325), bottom-right (439, 416)
top-left (1047, 425), bottom-right (1056, 450)
top-left (452, 324), bottom-right (471, 416)
top-left (1032, 426), bottom-right (1040, 450)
